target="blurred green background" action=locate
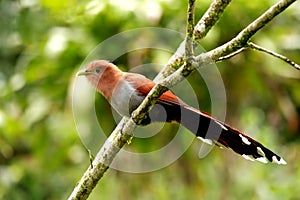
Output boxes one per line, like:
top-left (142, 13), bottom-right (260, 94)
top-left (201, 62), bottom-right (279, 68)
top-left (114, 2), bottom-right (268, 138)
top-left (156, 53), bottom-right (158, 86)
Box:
top-left (1, 0), bottom-right (300, 199)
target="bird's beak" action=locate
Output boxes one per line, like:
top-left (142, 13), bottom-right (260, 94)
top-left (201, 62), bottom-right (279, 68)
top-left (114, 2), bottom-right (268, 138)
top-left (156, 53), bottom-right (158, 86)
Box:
top-left (76, 70), bottom-right (94, 76)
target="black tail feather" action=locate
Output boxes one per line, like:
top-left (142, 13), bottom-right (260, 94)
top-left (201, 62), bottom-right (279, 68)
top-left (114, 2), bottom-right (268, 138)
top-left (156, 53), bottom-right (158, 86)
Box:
top-left (180, 106), bottom-right (286, 164)
top-left (151, 100), bottom-right (286, 165)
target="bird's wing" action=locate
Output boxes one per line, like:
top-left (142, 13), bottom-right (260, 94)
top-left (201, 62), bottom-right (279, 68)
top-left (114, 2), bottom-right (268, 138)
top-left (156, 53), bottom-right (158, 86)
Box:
top-left (124, 72), bottom-right (185, 105)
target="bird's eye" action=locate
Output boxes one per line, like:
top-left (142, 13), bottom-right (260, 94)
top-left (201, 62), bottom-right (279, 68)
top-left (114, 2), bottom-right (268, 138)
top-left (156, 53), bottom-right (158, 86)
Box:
top-left (95, 68), bottom-right (100, 73)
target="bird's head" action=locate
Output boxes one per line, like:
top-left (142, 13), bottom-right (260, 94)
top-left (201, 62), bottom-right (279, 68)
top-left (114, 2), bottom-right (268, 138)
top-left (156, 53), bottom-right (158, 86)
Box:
top-left (77, 60), bottom-right (123, 99)
top-left (77, 60), bottom-right (112, 77)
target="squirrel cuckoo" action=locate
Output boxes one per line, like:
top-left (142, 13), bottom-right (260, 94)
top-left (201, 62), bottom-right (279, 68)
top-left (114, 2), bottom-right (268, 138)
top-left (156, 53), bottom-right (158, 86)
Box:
top-left (77, 60), bottom-right (286, 165)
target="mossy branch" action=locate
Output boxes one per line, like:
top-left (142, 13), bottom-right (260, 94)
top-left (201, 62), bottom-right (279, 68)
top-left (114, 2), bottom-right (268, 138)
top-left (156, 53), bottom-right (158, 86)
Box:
top-left (196, 0), bottom-right (297, 63)
top-left (162, 0), bottom-right (232, 77)
top-left (185, 0), bottom-right (196, 59)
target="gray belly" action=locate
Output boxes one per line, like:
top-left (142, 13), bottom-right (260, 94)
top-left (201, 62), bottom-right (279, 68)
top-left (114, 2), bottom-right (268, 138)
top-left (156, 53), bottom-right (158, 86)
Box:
top-left (109, 79), bottom-right (168, 124)
top-left (110, 79), bottom-right (144, 117)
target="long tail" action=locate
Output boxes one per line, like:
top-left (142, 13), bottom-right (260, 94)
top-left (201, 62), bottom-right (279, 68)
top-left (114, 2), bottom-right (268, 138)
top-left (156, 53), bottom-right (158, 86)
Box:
top-left (151, 99), bottom-right (286, 165)
top-left (179, 106), bottom-right (286, 164)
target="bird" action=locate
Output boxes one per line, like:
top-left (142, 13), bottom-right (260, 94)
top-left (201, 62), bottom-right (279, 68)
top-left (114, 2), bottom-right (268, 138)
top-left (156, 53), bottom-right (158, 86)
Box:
top-left (77, 60), bottom-right (286, 165)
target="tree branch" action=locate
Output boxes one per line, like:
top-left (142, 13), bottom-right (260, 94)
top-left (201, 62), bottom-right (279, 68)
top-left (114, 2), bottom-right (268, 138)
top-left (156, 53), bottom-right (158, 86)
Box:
top-left (161, 0), bottom-right (232, 78)
top-left (196, 0), bottom-right (297, 63)
top-left (185, 0), bottom-right (196, 59)
top-left (68, 0), bottom-right (297, 199)
top-left (68, 118), bottom-right (136, 200)
top-left (193, 0), bottom-right (232, 41)
top-left (247, 42), bottom-right (300, 70)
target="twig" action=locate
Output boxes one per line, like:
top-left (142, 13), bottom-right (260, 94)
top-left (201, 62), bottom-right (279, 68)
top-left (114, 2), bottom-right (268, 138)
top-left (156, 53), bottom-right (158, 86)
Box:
top-left (88, 149), bottom-right (94, 169)
top-left (216, 47), bottom-right (246, 62)
top-left (183, 0), bottom-right (197, 76)
top-left (185, 0), bottom-right (196, 59)
top-left (248, 42), bottom-right (300, 70)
